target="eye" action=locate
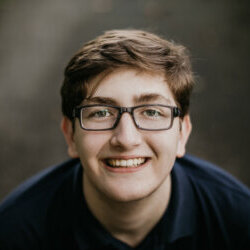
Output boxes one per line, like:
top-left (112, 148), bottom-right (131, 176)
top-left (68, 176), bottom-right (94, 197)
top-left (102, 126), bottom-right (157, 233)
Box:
top-left (90, 109), bottom-right (112, 118)
top-left (143, 109), bottom-right (162, 117)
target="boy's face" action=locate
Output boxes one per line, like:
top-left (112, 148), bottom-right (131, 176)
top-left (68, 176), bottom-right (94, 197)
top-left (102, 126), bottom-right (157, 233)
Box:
top-left (62, 68), bottom-right (191, 202)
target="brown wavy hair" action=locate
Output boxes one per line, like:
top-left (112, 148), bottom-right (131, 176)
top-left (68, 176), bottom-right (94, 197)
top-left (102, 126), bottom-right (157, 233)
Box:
top-left (61, 29), bottom-right (194, 120)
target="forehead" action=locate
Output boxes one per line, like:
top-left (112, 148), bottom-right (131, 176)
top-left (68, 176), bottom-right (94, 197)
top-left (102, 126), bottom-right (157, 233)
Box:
top-left (85, 68), bottom-right (176, 105)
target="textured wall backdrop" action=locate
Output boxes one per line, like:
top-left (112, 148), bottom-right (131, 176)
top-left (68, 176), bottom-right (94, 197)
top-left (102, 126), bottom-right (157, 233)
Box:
top-left (0, 0), bottom-right (250, 201)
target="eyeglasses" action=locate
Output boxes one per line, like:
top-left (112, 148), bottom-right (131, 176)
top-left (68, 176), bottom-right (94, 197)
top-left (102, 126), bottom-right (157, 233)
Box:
top-left (73, 104), bottom-right (181, 131)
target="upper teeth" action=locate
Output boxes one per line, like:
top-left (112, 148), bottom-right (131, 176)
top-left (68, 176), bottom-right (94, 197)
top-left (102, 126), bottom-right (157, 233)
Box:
top-left (107, 158), bottom-right (146, 167)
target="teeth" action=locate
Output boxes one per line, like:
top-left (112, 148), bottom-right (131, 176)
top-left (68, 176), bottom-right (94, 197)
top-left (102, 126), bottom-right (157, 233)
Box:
top-left (107, 158), bottom-right (146, 168)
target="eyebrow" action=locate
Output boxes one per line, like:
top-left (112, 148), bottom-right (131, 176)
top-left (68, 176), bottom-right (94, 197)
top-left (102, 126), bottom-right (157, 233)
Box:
top-left (83, 96), bottom-right (118, 105)
top-left (83, 93), bottom-right (172, 106)
top-left (133, 93), bottom-right (172, 105)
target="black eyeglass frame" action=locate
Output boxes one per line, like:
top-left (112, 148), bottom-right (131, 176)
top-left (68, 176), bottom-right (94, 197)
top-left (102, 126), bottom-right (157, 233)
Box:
top-left (73, 104), bottom-right (182, 131)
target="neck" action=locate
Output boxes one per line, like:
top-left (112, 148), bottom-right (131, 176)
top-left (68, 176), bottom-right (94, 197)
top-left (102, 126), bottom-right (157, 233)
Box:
top-left (83, 174), bottom-right (172, 247)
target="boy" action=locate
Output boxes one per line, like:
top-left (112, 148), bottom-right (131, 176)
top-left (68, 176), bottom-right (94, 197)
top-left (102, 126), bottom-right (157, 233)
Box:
top-left (0, 29), bottom-right (249, 250)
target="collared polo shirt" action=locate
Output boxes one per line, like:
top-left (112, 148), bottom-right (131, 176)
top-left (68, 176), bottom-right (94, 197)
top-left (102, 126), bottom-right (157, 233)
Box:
top-left (0, 155), bottom-right (249, 250)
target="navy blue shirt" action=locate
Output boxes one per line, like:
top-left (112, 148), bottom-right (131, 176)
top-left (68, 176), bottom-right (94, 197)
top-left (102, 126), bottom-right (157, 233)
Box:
top-left (0, 155), bottom-right (249, 250)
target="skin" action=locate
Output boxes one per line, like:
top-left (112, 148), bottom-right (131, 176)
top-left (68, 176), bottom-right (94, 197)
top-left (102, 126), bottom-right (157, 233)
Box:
top-left (61, 68), bottom-right (192, 247)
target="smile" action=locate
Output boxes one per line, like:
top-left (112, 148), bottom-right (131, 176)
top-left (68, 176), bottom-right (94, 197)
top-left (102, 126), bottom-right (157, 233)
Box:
top-left (106, 158), bottom-right (147, 168)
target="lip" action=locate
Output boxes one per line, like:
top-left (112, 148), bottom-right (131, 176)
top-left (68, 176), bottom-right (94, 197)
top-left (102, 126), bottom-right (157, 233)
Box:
top-left (103, 155), bottom-right (148, 160)
top-left (101, 156), bottom-right (150, 173)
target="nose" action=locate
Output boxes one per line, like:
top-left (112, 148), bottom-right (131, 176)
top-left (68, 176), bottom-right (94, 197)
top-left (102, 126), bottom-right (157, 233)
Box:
top-left (110, 112), bottom-right (142, 150)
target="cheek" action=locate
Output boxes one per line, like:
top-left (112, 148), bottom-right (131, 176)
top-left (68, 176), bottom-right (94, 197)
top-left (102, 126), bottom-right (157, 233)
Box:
top-left (74, 132), bottom-right (110, 161)
top-left (147, 128), bottom-right (180, 174)
top-left (149, 129), bottom-right (180, 156)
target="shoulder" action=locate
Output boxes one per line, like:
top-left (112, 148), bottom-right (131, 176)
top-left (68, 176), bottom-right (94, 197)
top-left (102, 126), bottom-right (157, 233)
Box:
top-left (175, 155), bottom-right (250, 249)
top-left (176, 154), bottom-right (249, 198)
top-left (0, 158), bottom-right (80, 250)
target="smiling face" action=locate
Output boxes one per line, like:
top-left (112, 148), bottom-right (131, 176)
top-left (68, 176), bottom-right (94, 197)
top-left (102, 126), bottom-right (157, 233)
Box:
top-left (62, 68), bottom-right (191, 203)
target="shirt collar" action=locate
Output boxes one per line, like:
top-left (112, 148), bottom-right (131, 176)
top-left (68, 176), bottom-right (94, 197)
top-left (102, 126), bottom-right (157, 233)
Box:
top-left (72, 163), bottom-right (116, 250)
top-left (158, 157), bottom-right (197, 243)
top-left (72, 156), bottom-right (197, 249)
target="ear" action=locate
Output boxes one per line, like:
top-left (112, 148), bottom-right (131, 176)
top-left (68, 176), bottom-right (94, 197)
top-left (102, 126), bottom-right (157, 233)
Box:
top-left (176, 115), bottom-right (192, 158)
top-left (60, 117), bottom-right (79, 158)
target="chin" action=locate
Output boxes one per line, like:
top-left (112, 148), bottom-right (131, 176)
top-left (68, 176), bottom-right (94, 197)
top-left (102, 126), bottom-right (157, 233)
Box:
top-left (102, 182), bottom-right (160, 203)
top-left (106, 192), bottom-right (149, 203)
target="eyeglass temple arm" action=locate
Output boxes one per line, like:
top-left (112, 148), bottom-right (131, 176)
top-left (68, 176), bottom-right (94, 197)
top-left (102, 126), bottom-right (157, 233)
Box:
top-left (173, 107), bottom-right (182, 117)
top-left (72, 108), bottom-right (81, 119)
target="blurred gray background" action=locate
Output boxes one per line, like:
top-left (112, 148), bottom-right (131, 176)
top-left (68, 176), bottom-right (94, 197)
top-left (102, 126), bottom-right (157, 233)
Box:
top-left (0, 0), bottom-right (250, 201)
